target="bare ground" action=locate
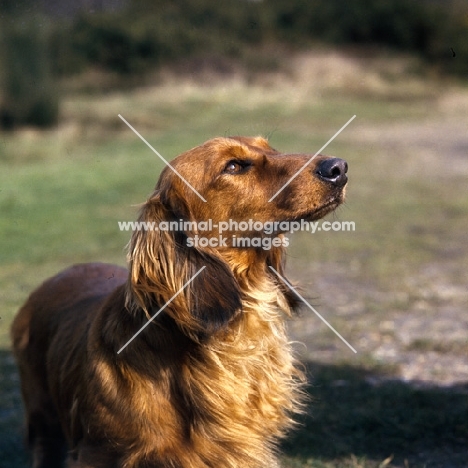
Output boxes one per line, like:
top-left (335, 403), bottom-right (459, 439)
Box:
top-left (288, 85), bottom-right (468, 388)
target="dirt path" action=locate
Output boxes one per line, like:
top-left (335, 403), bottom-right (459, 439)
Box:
top-left (289, 88), bottom-right (468, 388)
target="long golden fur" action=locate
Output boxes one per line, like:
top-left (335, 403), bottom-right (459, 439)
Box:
top-left (11, 136), bottom-right (348, 468)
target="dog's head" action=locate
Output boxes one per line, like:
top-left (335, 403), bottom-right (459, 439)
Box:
top-left (156, 136), bottom-right (347, 232)
top-left (127, 137), bottom-right (347, 339)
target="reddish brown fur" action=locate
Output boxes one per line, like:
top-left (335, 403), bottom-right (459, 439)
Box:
top-left (11, 136), bottom-right (347, 468)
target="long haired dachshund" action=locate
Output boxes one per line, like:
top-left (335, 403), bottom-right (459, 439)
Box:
top-left (11, 136), bottom-right (348, 468)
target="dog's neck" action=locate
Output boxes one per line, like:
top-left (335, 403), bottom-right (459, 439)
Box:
top-left (218, 246), bottom-right (297, 315)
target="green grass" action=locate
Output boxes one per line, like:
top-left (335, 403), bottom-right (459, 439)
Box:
top-left (1, 61), bottom-right (468, 467)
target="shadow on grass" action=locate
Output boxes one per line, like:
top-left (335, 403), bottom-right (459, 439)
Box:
top-left (0, 349), bottom-right (29, 468)
top-left (1, 349), bottom-right (467, 468)
top-left (283, 362), bottom-right (468, 467)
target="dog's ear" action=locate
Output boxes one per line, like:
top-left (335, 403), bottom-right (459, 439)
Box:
top-left (127, 193), bottom-right (241, 339)
top-left (182, 244), bottom-right (242, 338)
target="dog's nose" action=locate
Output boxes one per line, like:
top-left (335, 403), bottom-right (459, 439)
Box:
top-left (316, 158), bottom-right (348, 187)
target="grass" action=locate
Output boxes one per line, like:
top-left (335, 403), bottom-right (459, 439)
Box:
top-left (1, 51), bottom-right (468, 467)
top-left (280, 364), bottom-right (468, 468)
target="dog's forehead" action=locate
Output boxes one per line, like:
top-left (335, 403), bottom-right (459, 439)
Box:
top-left (172, 136), bottom-right (275, 167)
top-left (227, 136), bottom-right (272, 150)
top-left (204, 136), bottom-right (274, 157)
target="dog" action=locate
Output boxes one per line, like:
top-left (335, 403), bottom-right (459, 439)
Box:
top-left (11, 136), bottom-right (348, 467)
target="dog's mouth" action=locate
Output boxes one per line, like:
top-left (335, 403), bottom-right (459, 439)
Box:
top-left (302, 192), bottom-right (345, 221)
top-left (308, 200), bottom-right (340, 220)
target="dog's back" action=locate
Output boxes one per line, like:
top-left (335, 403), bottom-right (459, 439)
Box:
top-left (11, 263), bottom-right (127, 468)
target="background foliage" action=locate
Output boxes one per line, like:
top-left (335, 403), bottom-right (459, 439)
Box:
top-left (53, 0), bottom-right (468, 76)
top-left (1, 0), bottom-right (468, 128)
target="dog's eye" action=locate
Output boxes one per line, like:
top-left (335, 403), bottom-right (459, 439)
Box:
top-left (223, 160), bottom-right (251, 174)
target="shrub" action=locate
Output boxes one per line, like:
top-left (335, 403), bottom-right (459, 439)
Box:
top-left (0, 16), bottom-right (59, 129)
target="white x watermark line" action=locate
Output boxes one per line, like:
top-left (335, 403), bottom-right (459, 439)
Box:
top-left (117, 266), bottom-right (206, 354)
top-left (118, 114), bottom-right (207, 202)
top-left (269, 266), bottom-right (357, 353)
top-left (268, 115), bottom-right (356, 202)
